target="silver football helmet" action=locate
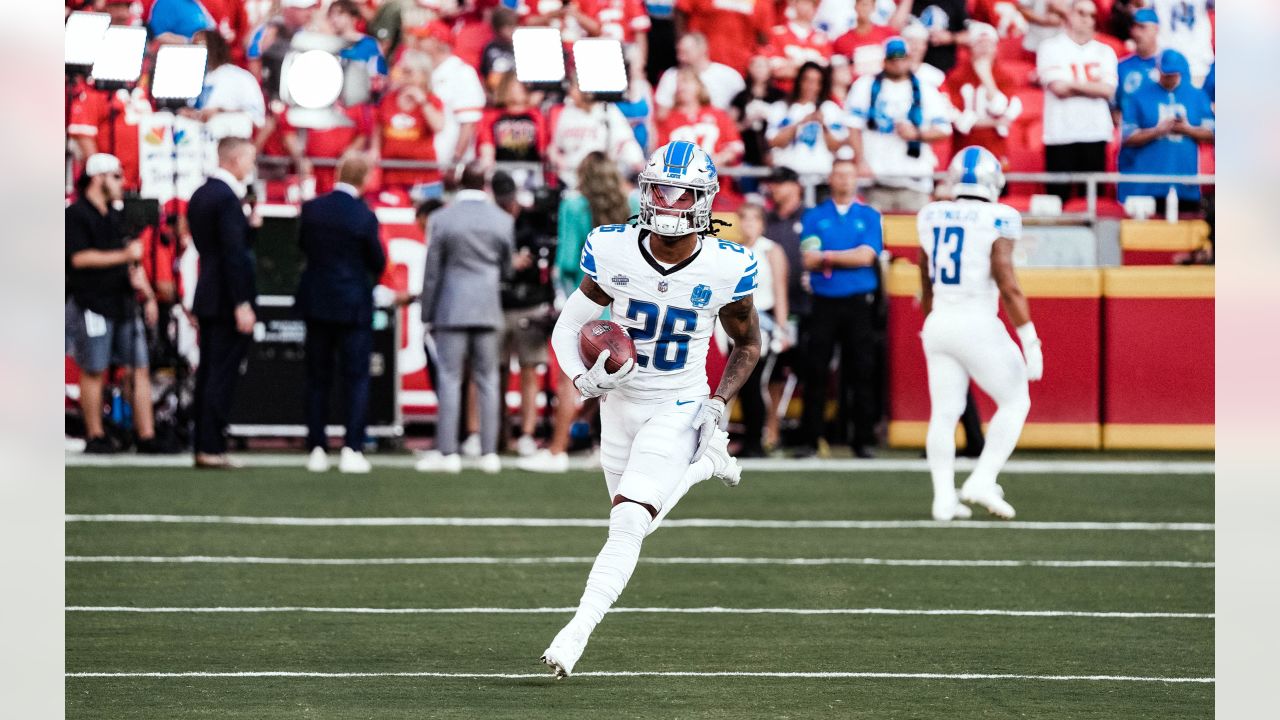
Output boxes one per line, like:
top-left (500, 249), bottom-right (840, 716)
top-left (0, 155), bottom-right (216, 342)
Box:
top-left (636, 141), bottom-right (719, 236)
top-left (948, 145), bottom-right (1005, 202)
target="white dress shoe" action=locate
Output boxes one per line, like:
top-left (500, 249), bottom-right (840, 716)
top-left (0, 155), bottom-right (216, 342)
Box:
top-left (306, 447), bottom-right (329, 473)
top-left (415, 451), bottom-right (462, 474)
top-left (477, 453), bottom-right (502, 474)
top-left (517, 450), bottom-right (569, 473)
top-left (338, 447), bottom-right (372, 474)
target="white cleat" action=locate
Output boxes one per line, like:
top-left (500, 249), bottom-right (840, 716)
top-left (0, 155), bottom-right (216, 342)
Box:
top-left (306, 447), bottom-right (329, 473)
top-left (932, 496), bottom-right (973, 521)
top-left (338, 447), bottom-right (372, 474)
top-left (460, 434), bottom-right (482, 458)
top-left (515, 435), bottom-right (539, 457)
top-left (517, 450), bottom-right (570, 473)
top-left (414, 451), bottom-right (462, 474)
top-left (540, 624), bottom-right (589, 679)
top-left (477, 453), bottom-right (502, 474)
top-left (959, 482), bottom-right (1016, 519)
top-left (703, 428), bottom-right (742, 487)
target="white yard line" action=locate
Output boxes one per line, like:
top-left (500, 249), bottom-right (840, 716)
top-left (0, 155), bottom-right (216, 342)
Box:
top-left (63, 514), bottom-right (1215, 531)
top-left (63, 670), bottom-right (1214, 683)
top-left (64, 452), bottom-right (1214, 475)
top-left (64, 606), bottom-right (1213, 619)
top-left (64, 555), bottom-right (1215, 569)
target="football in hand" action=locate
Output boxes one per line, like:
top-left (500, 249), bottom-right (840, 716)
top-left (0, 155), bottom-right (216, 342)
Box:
top-left (579, 320), bottom-right (637, 374)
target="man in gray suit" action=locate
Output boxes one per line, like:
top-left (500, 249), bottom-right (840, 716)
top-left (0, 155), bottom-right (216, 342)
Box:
top-left (415, 163), bottom-right (514, 474)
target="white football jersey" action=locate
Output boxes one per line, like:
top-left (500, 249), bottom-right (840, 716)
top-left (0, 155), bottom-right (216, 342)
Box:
top-left (581, 223), bottom-right (758, 403)
top-left (917, 199), bottom-right (1023, 316)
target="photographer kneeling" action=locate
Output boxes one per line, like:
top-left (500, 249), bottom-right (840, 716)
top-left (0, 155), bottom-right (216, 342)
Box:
top-left (66, 154), bottom-right (165, 454)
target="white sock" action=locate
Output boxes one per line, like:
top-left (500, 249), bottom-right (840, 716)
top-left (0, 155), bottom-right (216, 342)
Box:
top-left (647, 456), bottom-right (715, 536)
top-left (926, 416), bottom-right (959, 503)
top-left (566, 502), bottom-right (651, 639)
top-left (966, 395), bottom-right (1030, 490)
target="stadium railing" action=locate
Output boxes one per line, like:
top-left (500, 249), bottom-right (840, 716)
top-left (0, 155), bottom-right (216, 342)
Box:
top-left (256, 155), bottom-right (1214, 223)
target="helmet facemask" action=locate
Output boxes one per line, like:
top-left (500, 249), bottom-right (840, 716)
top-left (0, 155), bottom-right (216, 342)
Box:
top-left (638, 178), bottom-right (717, 236)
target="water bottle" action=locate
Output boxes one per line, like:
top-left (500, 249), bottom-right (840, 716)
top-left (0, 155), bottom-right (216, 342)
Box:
top-left (1165, 186), bottom-right (1178, 223)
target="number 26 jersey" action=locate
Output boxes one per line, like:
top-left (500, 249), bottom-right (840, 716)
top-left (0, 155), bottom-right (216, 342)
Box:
top-left (917, 200), bottom-right (1023, 316)
top-left (581, 223), bottom-right (758, 403)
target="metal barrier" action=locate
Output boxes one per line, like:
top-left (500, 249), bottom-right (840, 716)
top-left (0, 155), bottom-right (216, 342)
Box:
top-left (257, 155), bottom-right (1214, 222)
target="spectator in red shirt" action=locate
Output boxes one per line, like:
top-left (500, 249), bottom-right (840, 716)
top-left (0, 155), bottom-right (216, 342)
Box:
top-left (767, 0), bottom-right (833, 94)
top-left (374, 51), bottom-right (447, 192)
top-left (676, 0), bottom-right (774, 75)
top-left (832, 0), bottom-right (898, 79)
top-left (477, 73), bottom-right (549, 165)
top-left (584, 0), bottom-right (652, 67)
top-left (945, 22), bottom-right (1022, 168)
top-left (67, 86), bottom-right (153, 191)
top-left (656, 69), bottom-right (745, 168)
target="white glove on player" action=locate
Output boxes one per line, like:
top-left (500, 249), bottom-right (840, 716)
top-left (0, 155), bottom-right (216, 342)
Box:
top-left (689, 397), bottom-right (727, 463)
top-left (573, 350), bottom-right (639, 399)
top-left (1016, 323), bottom-right (1044, 382)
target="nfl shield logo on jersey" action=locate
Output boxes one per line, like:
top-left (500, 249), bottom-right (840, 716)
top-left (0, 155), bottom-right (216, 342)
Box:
top-left (657, 280), bottom-right (669, 293)
top-left (690, 284), bottom-right (712, 308)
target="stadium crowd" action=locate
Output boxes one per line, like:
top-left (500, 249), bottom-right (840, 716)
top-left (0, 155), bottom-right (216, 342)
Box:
top-left (64, 0), bottom-right (1215, 463)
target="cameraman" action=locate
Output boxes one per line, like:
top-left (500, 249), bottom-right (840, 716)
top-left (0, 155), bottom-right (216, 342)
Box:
top-left (66, 154), bottom-right (163, 454)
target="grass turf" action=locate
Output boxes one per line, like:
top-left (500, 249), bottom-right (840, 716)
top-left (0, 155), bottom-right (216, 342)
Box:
top-left (66, 465), bottom-right (1214, 718)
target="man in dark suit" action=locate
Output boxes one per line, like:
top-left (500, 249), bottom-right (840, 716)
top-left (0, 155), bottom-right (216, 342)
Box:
top-left (187, 137), bottom-right (259, 469)
top-left (296, 153), bottom-right (387, 474)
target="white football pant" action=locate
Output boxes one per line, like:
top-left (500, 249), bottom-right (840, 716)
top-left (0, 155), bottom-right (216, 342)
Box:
top-left (922, 308), bottom-right (1031, 504)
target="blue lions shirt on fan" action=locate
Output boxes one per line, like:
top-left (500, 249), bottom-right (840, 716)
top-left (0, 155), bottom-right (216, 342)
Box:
top-left (1118, 76), bottom-right (1214, 203)
top-left (799, 200), bottom-right (883, 298)
top-left (1114, 52), bottom-right (1158, 170)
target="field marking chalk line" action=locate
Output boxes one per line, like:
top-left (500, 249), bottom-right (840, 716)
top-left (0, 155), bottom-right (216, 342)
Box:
top-left (63, 515), bottom-right (1215, 531)
top-left (64, 670), bottom-right (1214, 683)
top-left (64, 555), bottom-right (1214, 569)
top-left (65, 606), bottom-right (1213, 619)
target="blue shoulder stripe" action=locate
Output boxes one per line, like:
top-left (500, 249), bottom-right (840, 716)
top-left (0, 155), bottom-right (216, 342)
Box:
top-left (734, 270), bottom-right (758, 295)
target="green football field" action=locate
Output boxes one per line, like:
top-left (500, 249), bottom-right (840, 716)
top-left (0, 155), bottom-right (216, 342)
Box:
top-left (65, 460), bottom-right (1214, 718)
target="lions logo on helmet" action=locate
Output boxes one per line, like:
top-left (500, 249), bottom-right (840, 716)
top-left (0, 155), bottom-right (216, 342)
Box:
top-left (637, 141), bottom-right (720, 237)
top-left (948, 145), bottom-right (1006, 202)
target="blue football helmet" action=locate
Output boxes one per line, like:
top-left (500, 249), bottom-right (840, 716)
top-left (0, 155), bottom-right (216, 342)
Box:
top-left (637, 141), bottom-right (720, 236)
top-left (948, 145), bottom-right (1005, 202)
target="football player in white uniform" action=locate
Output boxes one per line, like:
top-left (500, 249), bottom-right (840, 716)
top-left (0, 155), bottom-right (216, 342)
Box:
top-left (539, 141), bottom-right (762, 678)
top-left (917, 146), bottom-right (1044, 522)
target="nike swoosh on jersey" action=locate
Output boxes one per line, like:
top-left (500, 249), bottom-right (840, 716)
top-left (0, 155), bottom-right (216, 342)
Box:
top-left (675, 400), bottom-right (697, 406)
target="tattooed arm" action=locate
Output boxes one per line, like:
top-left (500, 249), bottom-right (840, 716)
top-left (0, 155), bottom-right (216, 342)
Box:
top-left (713, 295), bottom-right (762, 403)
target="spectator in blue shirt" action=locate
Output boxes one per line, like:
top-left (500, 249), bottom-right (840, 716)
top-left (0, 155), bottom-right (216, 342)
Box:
top-left (146, 0), bottom-right (214, 42)
top-left (796, 157), bottom-right (885, 459)
top-left (328, 1), bottom-right (388, 83)
top-left (1114, 11), bottom-right (1160, 117)
top-left (1114, 8), bottom-right (1161, 174)
top-left (1118, 49), bottom-right (1215, 207)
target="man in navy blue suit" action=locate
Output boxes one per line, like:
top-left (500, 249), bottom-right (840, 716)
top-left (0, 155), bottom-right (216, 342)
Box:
top-left (187, 137), bottom-right (259, 468)
top-left (296, 153), bottom-right (387, 474)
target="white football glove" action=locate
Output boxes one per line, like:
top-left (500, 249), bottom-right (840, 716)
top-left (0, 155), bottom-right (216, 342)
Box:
top-left (1016, 323), bottom-right (1044, 382)
top-left (573, 350), bottom-right (639, 399)
top-left (689, 397), bottom-right (727, 463)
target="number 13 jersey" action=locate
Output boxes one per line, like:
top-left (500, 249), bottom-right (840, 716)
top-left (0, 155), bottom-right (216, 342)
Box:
top-left (581, 223), bottom-right (758, 404)
top-left (917, 199), bottom-right (1023, 316)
